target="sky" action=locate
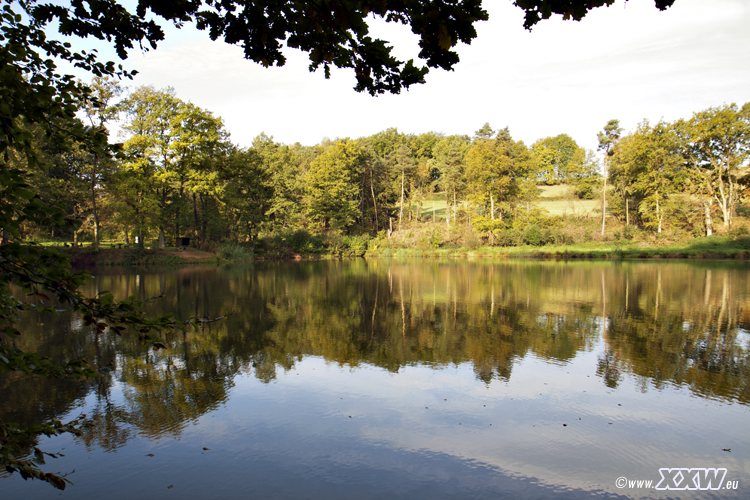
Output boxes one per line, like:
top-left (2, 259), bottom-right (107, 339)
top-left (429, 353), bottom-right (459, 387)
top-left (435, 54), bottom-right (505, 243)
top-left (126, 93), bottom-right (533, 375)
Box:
top-left (62, 0), bottom-right (750, 152)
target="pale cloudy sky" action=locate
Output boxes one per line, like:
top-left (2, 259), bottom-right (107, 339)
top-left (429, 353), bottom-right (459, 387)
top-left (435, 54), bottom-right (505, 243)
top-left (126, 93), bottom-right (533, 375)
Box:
top-left (72, 0), bottom-right (750, 151)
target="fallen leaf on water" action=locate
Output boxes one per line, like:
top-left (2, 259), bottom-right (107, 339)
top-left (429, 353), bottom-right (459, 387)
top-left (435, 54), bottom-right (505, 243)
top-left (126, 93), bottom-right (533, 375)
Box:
top-left (722, 448), bottom-right (731, 452)
top-left (202, 447), bottom-right (210, 451)
top-left (146, 454), bottom-right (154, 457)
top-left (167, 485), bottom-right (173, 489)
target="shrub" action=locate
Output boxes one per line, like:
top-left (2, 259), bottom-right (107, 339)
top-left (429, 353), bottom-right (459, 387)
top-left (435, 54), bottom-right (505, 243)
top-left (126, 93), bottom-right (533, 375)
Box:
top-left (495, 229), bottom-right (523, 247)
top-left (525, 224), bottom-right (542, 246)
top-left (217, 243), bottom-right (254, 262)
top-left (345, 234), bottom-right (371, 256)
top-left (286, 229), bottom-right (311, 252)
top-left (729, 225), bottom-right (750, 238)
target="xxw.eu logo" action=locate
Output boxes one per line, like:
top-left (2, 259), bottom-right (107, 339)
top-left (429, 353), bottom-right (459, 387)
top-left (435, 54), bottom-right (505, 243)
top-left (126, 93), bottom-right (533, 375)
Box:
top-left (655, 468), bottom-right (729, 490)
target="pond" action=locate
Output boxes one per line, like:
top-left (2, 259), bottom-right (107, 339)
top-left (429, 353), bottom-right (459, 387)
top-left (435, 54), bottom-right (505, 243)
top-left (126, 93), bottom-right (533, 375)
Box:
top-left (1, 259), bottom-right (749, 499)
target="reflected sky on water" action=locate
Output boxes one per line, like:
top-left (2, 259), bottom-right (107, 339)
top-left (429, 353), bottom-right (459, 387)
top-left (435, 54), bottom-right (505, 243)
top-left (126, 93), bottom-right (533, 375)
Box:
top-left (1, 259), bottom-right (749, 499)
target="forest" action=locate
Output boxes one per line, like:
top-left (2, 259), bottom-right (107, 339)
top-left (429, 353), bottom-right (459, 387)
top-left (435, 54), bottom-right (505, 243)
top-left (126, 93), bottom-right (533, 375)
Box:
top-left (15, 78), bottom-right (750, 257)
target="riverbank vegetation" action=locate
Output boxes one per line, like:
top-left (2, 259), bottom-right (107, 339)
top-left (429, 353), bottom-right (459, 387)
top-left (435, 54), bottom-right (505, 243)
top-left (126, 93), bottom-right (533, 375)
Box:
top-left (21, 93), bottom-right (750, 262)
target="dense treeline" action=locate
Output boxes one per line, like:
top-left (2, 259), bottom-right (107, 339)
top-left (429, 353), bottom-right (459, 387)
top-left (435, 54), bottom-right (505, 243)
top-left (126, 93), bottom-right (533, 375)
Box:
top-left (16, 79), bottom-right (750, 252)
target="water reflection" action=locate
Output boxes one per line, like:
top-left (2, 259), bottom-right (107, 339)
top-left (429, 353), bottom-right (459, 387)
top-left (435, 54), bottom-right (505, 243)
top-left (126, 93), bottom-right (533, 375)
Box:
top-left (1, 259), bottom-right (749, 498)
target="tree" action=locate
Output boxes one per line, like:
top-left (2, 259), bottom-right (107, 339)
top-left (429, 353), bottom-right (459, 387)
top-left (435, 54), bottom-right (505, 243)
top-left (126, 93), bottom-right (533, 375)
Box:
top-left (597, 119), bottom-right (623, 236)
top-left (513, 0), bottom-right (676, 30)
top-left (567, 148), bottom-right (600, 200)
top-left (434, 135), bottom-right (469, 229)
top-left (465, 128), bottom-right (531, 243)
top-left (29, 0), bottom-right (492, 95)
top-left (678, 103), bottom-right (750, 233)
top-left (80, 77), bottom-right (124, 250)
top-left (172, 102), bottom-right (228, 242)
top-left (221, 148), bottom-right (272, 243)
top-left (390, 144), bottom-right (415, 230)
top-left (251, 134), bottom-right (305, 233)
top-left (306, 140), bottom-right (364, 232)
top-left (531, 134), bottom-right (579, 185)
top-left (609, 121), bottom-right (684, 233)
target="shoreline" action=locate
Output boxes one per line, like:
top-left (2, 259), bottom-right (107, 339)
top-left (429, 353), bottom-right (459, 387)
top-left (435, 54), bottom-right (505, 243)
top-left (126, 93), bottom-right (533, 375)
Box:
top-left (58, 241), bottom-right (750, 267)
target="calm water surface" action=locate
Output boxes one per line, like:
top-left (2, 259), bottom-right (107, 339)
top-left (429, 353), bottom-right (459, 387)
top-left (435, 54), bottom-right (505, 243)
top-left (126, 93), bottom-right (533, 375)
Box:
top-left (1, 259), bottom-right (749, 499)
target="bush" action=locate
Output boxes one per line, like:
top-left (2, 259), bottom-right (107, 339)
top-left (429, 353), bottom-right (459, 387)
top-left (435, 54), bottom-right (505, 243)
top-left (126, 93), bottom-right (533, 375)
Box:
top-left (729, 225), bottom-right (750, 238)
top-left (286, 229), bottom-right (311, 252)
top-left (574, 181), bottom-right (597, 200)
top-left (495, 229), bottom-right (523, 247)
top-left (217, 243), bottom-right (254, 261)
top-left (344, 234), bottom-right (371, 256)
top-left (524, 224), bottom-right (542, 246)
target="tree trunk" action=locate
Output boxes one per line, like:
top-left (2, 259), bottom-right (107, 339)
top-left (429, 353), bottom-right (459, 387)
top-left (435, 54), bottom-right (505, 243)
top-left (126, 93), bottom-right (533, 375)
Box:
top-left (490, 192), bottom-right (495, 245)
top-left (200, 194), bottom-right (207, 249)
top-left (91, 153), bottom-right (99, 251)
top-left (193, 192), bottom-right (199, 246)
top-left (453, 186), bottom-right (457, 223)
top-left (705, 200), bottom-right (713, 236)
top-left (398, 168), bottom-right (405, 231)
top-left (601, 160), bottom-right (607, 236)
top-left (445, 190), bottom-right (450, 229)
top-left (656, 190), bottom-right (661, 234)
top-left (717, 179), bottom-right (730, 228)
top-left (158, 227), bottom-right (165, 249)
top-left (370, 168), bottom-right (379, 232)
top-left (625, 198), bottom-right (629, 226)
top-left (176, 182), bottom-right (185, 239)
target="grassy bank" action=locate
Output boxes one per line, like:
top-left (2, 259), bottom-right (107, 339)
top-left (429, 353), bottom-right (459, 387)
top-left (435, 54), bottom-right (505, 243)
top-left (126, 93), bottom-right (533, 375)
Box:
top-left (364, 234), bottom-right (750, 260)
top-left (52, 222), bottom-right (750, 267)
top-left (61, 247), bottom-right (220, 267)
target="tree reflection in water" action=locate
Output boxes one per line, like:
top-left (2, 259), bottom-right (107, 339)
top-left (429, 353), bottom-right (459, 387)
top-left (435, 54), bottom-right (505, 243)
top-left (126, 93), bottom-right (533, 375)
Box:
top-left (2, 259), bottom-right (749, 454)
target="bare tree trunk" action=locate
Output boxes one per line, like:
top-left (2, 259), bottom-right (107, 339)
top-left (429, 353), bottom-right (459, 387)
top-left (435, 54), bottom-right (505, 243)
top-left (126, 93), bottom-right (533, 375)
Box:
top-left (200, 194), bottom-right (207, 249)
top-left (601, 159), bottom-right (607, 236)
top-left (453, 186), bottom-right (457, 223)
top-left (176, 181), bottom-right (185, 239)
top-left (193, 193), bottom-right (199, 246)
top-left (717, 180), bottom-right (730, 228)
top-left (625, 198), bottom-right (629, 226)
top-left (370, 168), bottom-right (379, 232)
top-left (490, 192), bottom-right (495, 245)
top-left (91, 153), bottom-right (99, 251)
top-left (398, 168), bottom-right (405, 231)
top-left (445, 190), bottom-right (450, 229)
top-left (705, 200), bottom-right (713, 236)
top-left (656, 190), bottom-right (661, 234)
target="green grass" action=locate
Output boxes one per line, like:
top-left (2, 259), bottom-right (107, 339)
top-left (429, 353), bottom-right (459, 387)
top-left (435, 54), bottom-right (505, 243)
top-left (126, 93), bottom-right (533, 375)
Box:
top-left (417, 187), bottom-right (602, 220)
top-left (366, 233), bottom-right (750, 261)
